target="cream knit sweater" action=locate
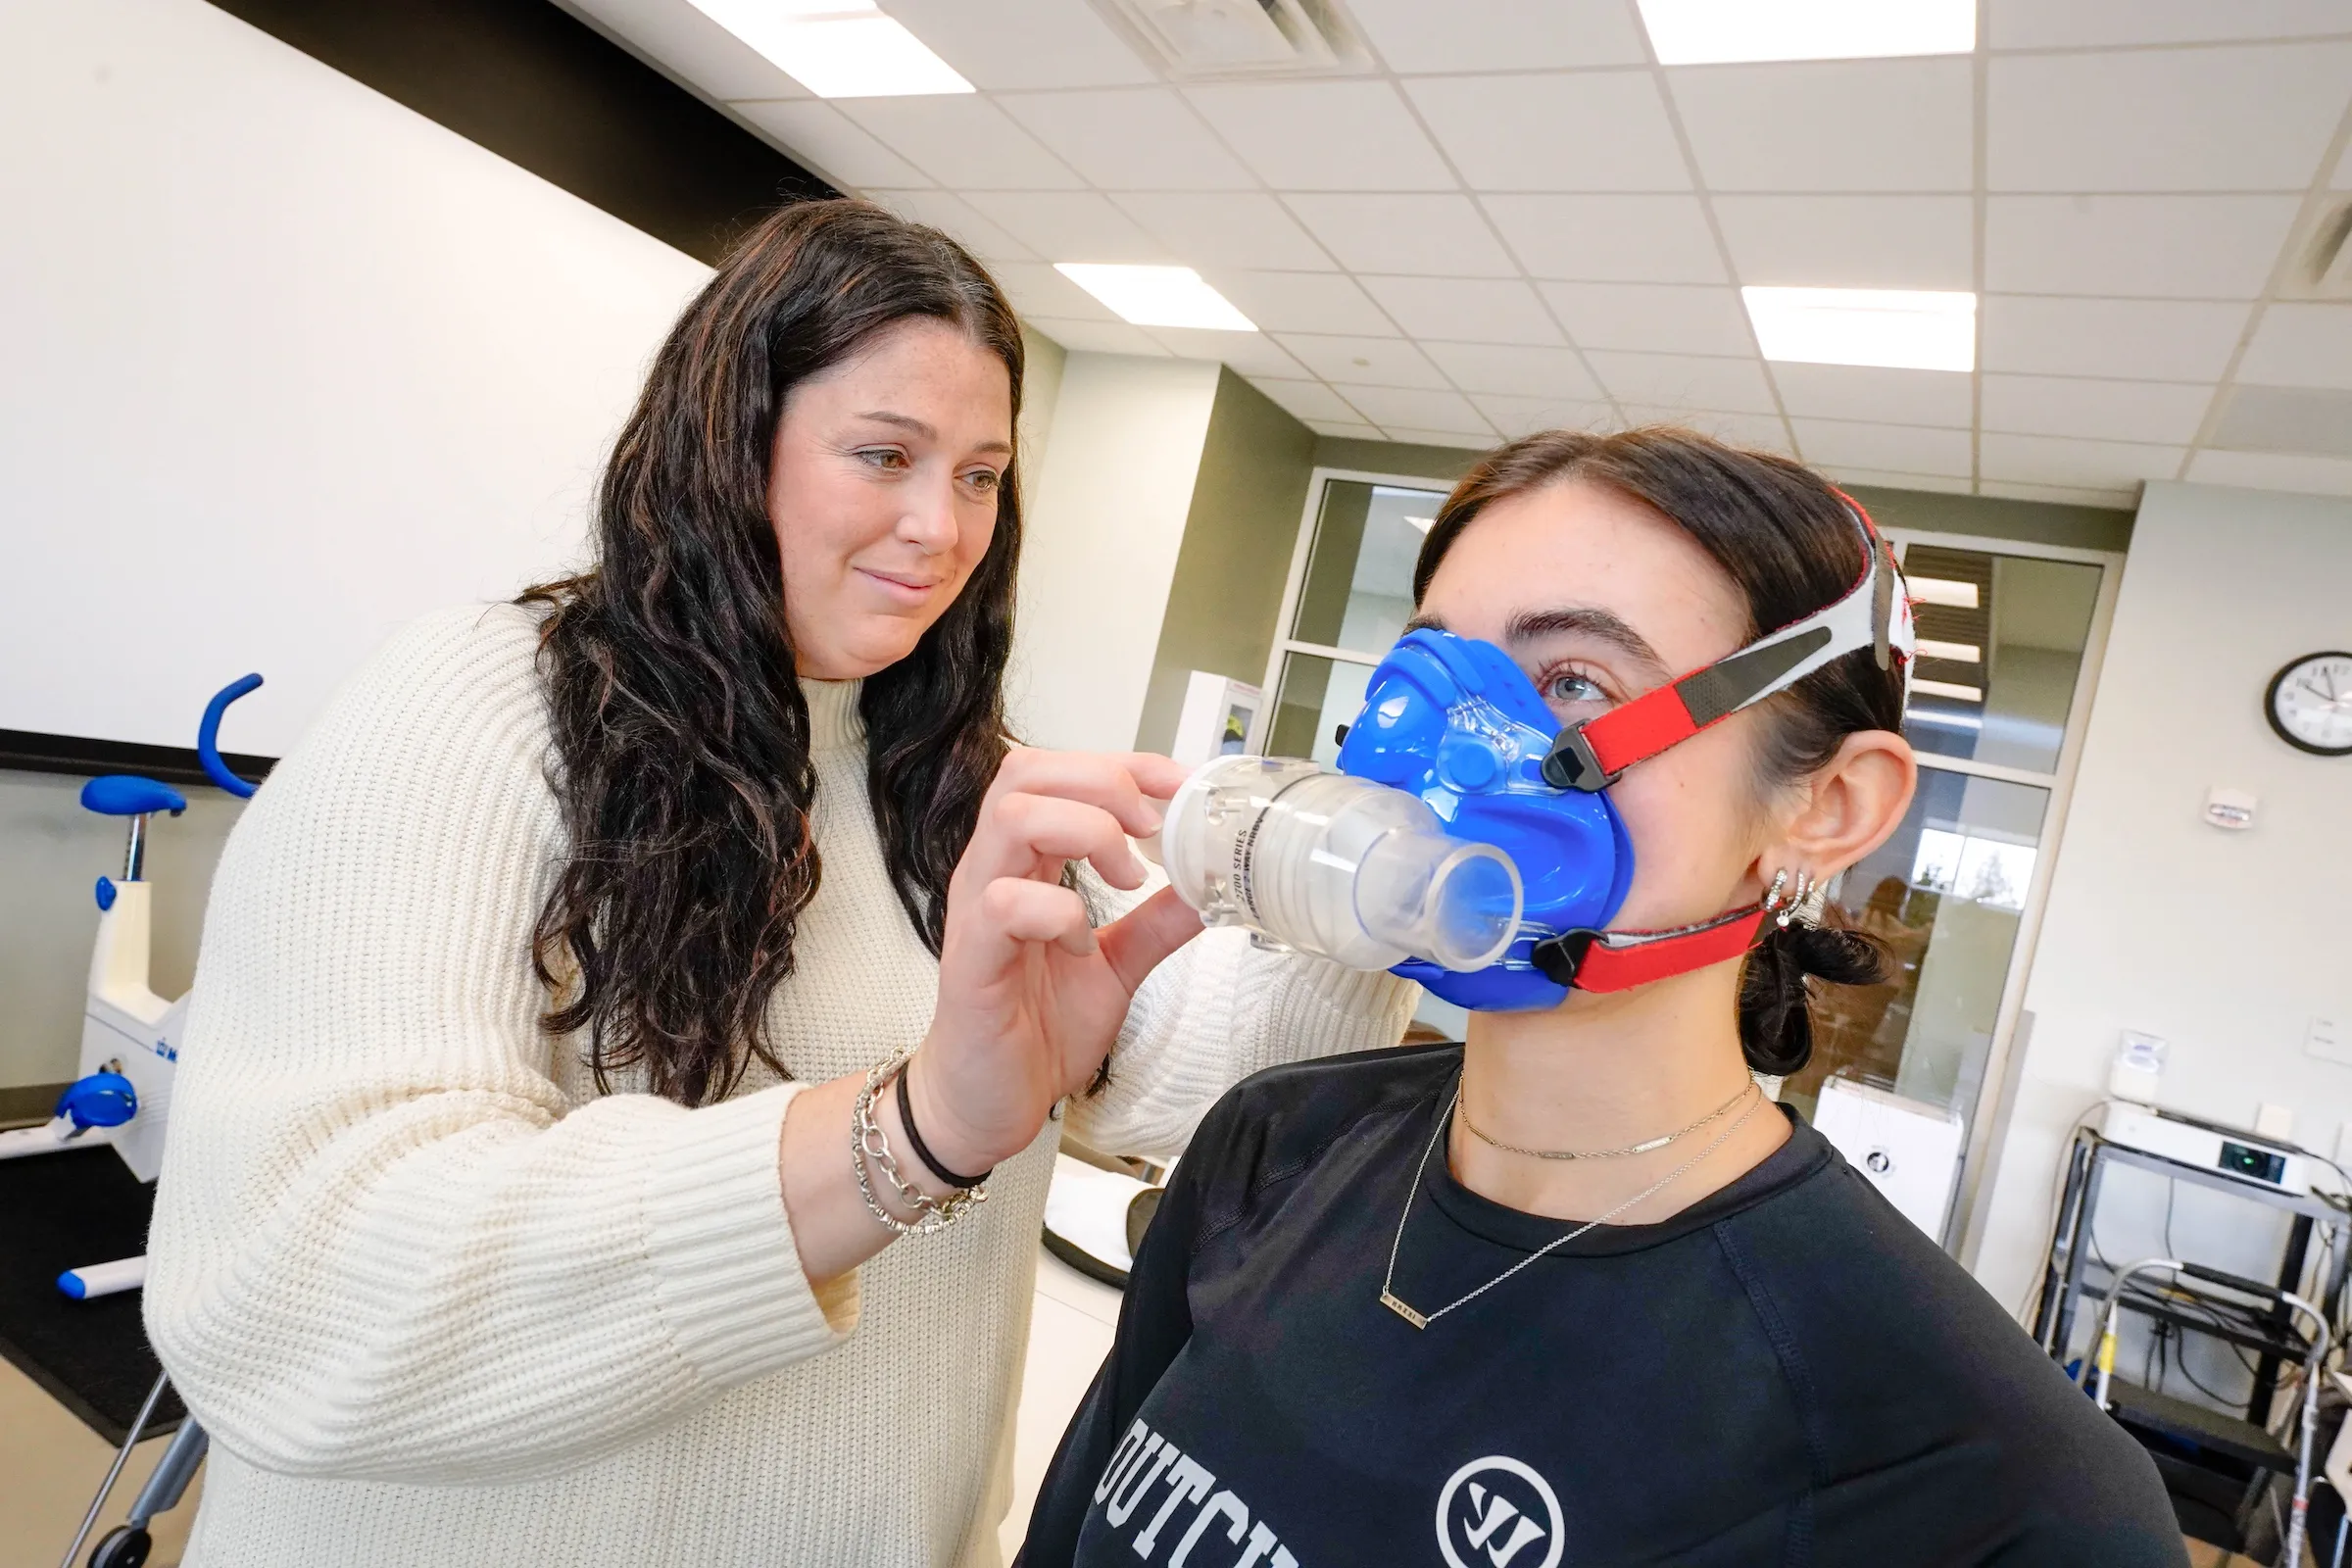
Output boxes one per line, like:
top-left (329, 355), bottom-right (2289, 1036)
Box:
top-left (145, 604), bottom-right (1413, 1568)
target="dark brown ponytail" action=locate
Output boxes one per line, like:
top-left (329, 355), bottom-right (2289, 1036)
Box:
top-left (1411, 426), bottom-right (1906, 1075)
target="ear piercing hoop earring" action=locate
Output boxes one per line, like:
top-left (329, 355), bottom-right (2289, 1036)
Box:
top-left (1763, 868), bottom-right (1825, 929)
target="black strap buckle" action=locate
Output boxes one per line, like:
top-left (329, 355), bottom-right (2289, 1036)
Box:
top-left (1530, 929), bottom-right (1600, 987)
top-left (1540, 722), bottom-right (1618, 793)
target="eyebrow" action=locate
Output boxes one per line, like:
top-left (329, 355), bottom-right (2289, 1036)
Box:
top-left (1408, 606), bottom-right (1669, 678)
top-left (853, 410), bottom-right (1013, 458)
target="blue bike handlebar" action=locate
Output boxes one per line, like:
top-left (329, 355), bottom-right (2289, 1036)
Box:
top-left (198, 674), bottom-right (264, 799)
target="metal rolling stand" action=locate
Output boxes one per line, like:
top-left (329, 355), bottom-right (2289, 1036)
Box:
top-left (2034, 1125), bottom-right (2352, 1524)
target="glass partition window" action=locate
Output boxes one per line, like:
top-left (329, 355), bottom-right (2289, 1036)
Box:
top-left (1900, 544), bottom-right (2101, 775)
top-left (1781, 770), bottom-right (2051, 1126)
top-left (1286, 481), bottom-right (1444, 654)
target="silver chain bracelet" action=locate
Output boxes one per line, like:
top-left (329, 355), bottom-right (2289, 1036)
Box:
top-left (851, 1052), bottom-right (987, 1237)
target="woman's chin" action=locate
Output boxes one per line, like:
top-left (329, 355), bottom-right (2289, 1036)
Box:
top-left (799, 625), bottom-right (929, 680)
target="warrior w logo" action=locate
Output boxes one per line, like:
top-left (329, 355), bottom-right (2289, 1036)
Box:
top-left (1435, 1456), bottom-right (1565, 1568)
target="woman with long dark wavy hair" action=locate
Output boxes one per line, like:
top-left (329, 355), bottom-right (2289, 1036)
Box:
top-left (144, 199), bottom-right (1413, 1566)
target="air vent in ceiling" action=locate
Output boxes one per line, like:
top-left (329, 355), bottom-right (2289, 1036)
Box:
top-left (1091, 0), bottom-right (1370, 77)
top-left (2281, 198), bottom-right (2352, 302)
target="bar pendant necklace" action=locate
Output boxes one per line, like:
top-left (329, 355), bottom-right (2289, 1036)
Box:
top-left (1379, 1079), bottom-right (1761, 1330)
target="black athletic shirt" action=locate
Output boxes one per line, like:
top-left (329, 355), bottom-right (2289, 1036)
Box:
top-left (1018, 1043), bottom-right (2183, 1568)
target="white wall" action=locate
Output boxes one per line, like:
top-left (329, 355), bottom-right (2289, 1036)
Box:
top-left (1009, 352), bottom-right (1221, 753)
top-left (0, 0), bottom-right (712, 755)
top-left (1972, 482), bottom-right (2352, 1378)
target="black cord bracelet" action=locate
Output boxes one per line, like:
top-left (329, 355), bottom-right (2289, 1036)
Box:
top-left (896, 1060), bottom-right (993, 1190)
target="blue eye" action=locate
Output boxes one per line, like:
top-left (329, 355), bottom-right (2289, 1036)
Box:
top-left (1544, 670), bottom-right (1604, 705)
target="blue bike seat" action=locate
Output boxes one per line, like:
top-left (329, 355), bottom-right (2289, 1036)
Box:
top-left (80, 776), bottom-right (187, 817)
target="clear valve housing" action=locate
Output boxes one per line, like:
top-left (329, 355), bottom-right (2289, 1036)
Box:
top-left (1151, 756), bottom-right (1523, 972)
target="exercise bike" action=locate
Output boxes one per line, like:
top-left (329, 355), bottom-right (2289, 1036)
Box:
top-left (0, 677), bottom-right (262, 1568)
top-left (0, 675), bottom-right (262, 1243)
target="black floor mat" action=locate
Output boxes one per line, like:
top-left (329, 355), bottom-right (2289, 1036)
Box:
top-left (0, 1145), bottom-right (181, 1444)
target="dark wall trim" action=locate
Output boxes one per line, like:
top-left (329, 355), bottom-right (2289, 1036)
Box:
top-left (204, 0), bottom-right (839, 265)
top-left (0, 731), bottom-right (276, 791)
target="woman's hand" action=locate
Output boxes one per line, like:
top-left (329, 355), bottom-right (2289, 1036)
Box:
top-left (906, 749), bottom-right (1202, 1176)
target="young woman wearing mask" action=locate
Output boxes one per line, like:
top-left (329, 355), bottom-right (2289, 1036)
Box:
top-left (1021, 429), bottom-right (2181, 1568)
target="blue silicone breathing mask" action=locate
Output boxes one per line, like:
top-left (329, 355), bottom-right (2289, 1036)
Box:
top-left (1335, 628), bottom-right (1635, 1012)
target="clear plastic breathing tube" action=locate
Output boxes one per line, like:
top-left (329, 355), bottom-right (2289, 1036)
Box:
top-left (1146, 756), bottom-right (1523, 972)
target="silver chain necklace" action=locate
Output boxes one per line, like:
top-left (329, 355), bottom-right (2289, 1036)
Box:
top-left (1378, 1079), bottom-right (1763, 1330)
top-left (1459, 1078), bottom-right (1752, 1161)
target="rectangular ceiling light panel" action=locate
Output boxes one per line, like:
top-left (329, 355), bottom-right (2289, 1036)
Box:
top-left (1638, 0), bottom-right (1975, 65)
top-left (1743, 286), bottom-right (1976, 372)
top-left (686, 0), bottom-right (973, 97)
top-left (1906, 575), bottom-right (1979, 610)
top-left (1915, 637), bottom-right (1982, 663)
top-left (1055, 265), bottom-right (1258, 331)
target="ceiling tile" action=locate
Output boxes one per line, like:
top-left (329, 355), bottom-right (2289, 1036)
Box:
top-left (1769, 365), bottom-right (1974, 426)
top-left (2186, 449), bottom-right (2352, 497)
top-left (1471, 391), bottom-right (1620, 437)
top-left (1308, 419), bottom-right (1386, 439)
top-left (1027, 318), bottom-right (1168, 355)
top-left (1541, 282), bottom-right (1753, 356)
top-left (1980, 433), bottom-right (2184, 488)
top-left (1347, 0), bottom-right (1647, 71)
top-left (1818, 466), bottom-right (1977, 498)
top-left (1979, 479), bottom-right (2140, 507)
top-left (564, 0), bottom-right (810, 101)
top-left (1273, 333), bottom-right (1450, 387)
top-left (1791, 418), bottom-right (1974, 477)
top-left (838, 98), bottom-right (1083, 190)
top-left (732, 101), bottom-right (923, 188)
top-left (1202, 270), bottom-right (1396, 334)
top-left (1147, 328), bottom-right (1307, 378)
top-left (996, 90), bottom-right (1254, 191)
top-left (959, 192), bottom-right (1168, 263)
top-left (2236, 304), bottom-right (2352, 389)
top-left (1359, 277), bottom-right (1562, 345)
top-left (1980, 297), bottom-right (2252, 381)
top-left (1425, 342), bottom-right (1605, 399)
top-left (1712, 195), bottom-right (1974, 290)
top-left (1670, 58), bottom-right (1973, 192)
top-left (1247, 377), bottom-right (1364, 423)
top-left (1336, 385), bottom-right (1493, 434)
top-left (1182, 81), bottom-right (1457, 191)
top-left (1985, 195), bottom-right (2301, 299)
top-left (1286, 194), bottom-right (1519, 277)
top-left (1987, 0), bottom-right (2352, 51)
top-left (1485, 194), bottom-right (1727, 283)
top-left (1980, 374), bottom-right (2216, 444)
top-left (877, 0), bottom-right (1157, 89)
top-left (1987, 45), bottom-right (2352, 192)
top-left (1617, 407), bottom-right (1793, 452)
top-left (1112, 194), bottom-right (1336, 271)
top-left (1381, 427), bottom-right (1497, 450)
top-left (868, 190), bottom-right (1036, 262)
top-left (1584, 351), bottom-right (1779, 413)
top-left (988, 261), bottom-right (1119, 320)
top-left (1403, 73), bottom-right (1689, 192)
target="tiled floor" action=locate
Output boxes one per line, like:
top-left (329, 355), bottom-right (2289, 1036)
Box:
top-left (0, 1355), bottom-right (202, 1568)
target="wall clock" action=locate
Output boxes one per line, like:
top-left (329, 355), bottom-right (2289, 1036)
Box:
top-left (2265, 652), bottom-right (2352, 757)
